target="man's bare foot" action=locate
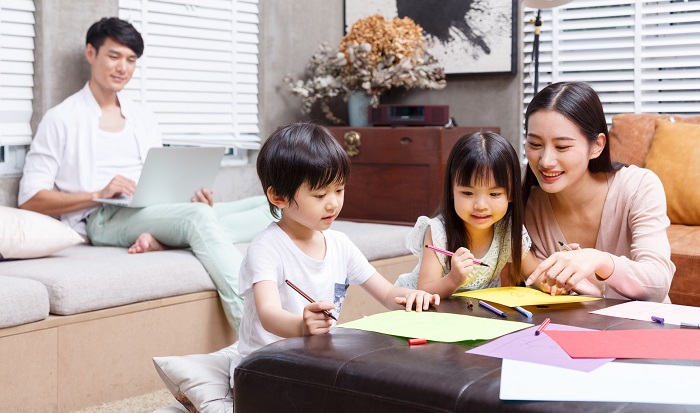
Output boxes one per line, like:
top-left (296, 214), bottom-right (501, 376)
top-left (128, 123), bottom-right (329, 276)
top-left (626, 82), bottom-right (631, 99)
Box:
top-left (128, 233), bottom-right (168, 254)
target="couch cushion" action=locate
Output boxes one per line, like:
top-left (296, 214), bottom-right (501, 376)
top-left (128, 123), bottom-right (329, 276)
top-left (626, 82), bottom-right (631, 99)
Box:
top-left (609, 114), bottom-right (700, 167)
top-left (153, 344), bottom-right (236, 413)
top-left (0, 245), bottom-right (218, 315)
top-left (0, 206), bottom-right (85, 260)
top-left (331, 220), bottom-right (411, 261)
top-left (0, 275), bottom-right (50, 328)
top-left (644, 120), bottom-right (700, 225)
top-left (668, 225), bottom-right (700, 307)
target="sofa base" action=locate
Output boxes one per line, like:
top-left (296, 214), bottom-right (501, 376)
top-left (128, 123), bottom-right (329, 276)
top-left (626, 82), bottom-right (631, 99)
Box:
top-left (0, 291), bottom-right (235, 413)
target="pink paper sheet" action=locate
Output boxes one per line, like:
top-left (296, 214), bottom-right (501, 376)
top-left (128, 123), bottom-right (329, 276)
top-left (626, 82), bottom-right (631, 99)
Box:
top-left (545, 329), bottom-right (700, 360)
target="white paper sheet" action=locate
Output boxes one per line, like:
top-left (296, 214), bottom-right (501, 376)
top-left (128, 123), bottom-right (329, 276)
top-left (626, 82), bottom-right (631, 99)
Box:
top-left (500, 359), bottom-right (700, 405)
top-left (590, 300), bottom-right (700, 326)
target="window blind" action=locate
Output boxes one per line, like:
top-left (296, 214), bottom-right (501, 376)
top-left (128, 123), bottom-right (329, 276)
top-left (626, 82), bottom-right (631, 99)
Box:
top-left (119, 0), bottom-right (260, 149)
top-left (0, 0), bottom-right (36, 147)
top-left (523, 0), bottom-right (700, 128)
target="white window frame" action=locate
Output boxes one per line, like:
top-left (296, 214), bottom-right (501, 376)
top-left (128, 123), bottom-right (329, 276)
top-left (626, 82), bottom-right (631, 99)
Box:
top-left (522, 0), bottom-right (700, 131)
top-left (119, 0), bottom-right (261, 163)
top-left (0, 0), bottom-right (36, 175)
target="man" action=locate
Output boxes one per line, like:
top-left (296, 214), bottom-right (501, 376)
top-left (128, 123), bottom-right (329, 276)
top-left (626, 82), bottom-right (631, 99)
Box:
top-left (19, 17), bottom-right (271, 333)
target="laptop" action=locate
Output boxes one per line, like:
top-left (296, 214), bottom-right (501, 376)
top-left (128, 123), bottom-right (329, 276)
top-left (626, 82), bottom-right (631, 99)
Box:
top-left (94, 146), bottom-right (225, 208)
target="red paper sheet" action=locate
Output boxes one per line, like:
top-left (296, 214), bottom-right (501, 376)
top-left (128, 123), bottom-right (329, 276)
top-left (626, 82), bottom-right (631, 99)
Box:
top-left (545, 329), bottom-right (700, 360)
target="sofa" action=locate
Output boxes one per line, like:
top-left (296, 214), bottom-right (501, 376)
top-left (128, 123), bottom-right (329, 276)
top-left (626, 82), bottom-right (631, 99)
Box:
top-left (608, 113), bottom-right (700, 306)
top-left (0, 218), bottom-right (417, 413)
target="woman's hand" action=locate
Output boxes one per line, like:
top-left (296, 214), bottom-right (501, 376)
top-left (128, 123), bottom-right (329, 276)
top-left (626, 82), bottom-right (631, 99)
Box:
top-left (301, 301), bottom-right (335, 336)
top-left (394, 290), bottom-right (441, 311)
top-left (526, 248), bottom-right (612, 295)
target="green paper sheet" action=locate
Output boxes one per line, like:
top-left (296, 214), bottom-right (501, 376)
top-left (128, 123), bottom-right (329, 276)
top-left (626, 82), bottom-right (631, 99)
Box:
top-left (454, 286), bottom-right (600, 307)
top-left (337, 310), bottom-right (532, 342)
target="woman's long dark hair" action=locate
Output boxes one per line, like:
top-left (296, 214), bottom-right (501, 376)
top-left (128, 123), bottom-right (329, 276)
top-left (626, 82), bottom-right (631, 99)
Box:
top-left (439, 131), bottom-right (523, 280)
top-left (522, 81), bottom-right (624, 206)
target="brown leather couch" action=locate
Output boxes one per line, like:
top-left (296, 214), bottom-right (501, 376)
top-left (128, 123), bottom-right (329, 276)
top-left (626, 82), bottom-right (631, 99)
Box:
top-left (609, 114), bottom-right (700, 306)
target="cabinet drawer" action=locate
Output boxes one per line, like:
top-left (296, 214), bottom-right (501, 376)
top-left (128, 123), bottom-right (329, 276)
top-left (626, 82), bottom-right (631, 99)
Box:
top-left (332, 127), bottom-right (439, 165)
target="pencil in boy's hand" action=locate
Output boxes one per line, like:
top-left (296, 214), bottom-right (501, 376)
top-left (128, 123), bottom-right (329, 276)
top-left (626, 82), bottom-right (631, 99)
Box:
top-left (285, 279), bottom-right (338, 321)
top-left (424, 244), bottom-right (490, 267)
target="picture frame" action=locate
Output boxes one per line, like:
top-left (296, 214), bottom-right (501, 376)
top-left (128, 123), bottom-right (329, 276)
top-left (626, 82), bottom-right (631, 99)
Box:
top-left (343, 0), bottom-right (517, 75)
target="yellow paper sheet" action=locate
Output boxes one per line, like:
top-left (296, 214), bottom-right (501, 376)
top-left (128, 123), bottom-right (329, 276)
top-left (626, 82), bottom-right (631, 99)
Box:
top-left (454, 286), bottom-right (600, 307)
top-left (337, 310), bottom-right (531, 342)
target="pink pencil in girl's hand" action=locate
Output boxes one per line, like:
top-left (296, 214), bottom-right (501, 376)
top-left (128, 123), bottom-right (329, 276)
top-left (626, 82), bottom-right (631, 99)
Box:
top-left (424, 244), bottom-right (490, 267)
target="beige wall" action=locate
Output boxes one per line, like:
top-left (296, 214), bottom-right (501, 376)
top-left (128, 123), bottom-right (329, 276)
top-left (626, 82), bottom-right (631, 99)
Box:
top-left (0, 0), bottom-right (524, 207)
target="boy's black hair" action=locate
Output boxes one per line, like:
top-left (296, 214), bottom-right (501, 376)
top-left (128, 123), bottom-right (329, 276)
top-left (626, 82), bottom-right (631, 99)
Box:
top-left (86, 17), bottom-right (144, 57)
top-left (257, 123), bottom-right (351, 219)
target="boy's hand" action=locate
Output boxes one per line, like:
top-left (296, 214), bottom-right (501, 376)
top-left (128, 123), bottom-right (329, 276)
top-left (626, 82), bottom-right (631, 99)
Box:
top-left (394, 290), bottom-right (440, 312)
top-left (301, 301), bottom-right (335, 336)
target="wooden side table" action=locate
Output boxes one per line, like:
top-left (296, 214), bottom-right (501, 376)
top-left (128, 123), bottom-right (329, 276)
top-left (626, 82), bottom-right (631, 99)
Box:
top-left (328, 126), bottom-right (500, 225)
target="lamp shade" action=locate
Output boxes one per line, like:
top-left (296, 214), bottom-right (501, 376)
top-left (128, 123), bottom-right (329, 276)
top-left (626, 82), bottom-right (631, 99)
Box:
top-left (523, 0), bottom-right (572, 9)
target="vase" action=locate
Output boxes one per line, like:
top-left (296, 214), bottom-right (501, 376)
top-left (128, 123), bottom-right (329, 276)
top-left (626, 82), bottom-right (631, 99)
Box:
top-left (347, 91), bottom-right (373, 127)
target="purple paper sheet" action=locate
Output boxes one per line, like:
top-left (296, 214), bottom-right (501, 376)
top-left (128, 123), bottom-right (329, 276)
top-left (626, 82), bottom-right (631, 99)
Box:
top-left (466, 323), bottom-right (614, 372)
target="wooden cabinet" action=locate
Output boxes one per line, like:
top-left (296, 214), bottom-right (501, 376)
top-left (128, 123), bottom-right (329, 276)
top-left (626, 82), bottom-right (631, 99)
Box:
top-left (329, 126), bottom-right (500, 225)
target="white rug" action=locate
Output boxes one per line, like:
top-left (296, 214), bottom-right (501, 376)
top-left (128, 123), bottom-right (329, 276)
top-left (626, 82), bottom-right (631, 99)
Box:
top-left (70, 388), bottom-right (176, 413)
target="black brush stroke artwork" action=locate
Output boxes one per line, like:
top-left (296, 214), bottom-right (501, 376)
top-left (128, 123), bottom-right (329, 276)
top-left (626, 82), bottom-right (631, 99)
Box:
top-left (397, 0), bottom-right (491, 55)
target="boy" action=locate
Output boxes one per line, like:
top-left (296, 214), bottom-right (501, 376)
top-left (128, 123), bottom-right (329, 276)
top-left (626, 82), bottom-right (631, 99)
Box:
top-left (231, 122), bottom-right (440, 368)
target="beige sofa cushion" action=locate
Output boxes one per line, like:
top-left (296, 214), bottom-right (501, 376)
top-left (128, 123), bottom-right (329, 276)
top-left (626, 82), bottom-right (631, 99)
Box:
top-left (609, 114), bottom-right (700, 167)
top-left (0, 245), bottom-right (218, 315)
top-left (0, 275), bottom-right (49, 328)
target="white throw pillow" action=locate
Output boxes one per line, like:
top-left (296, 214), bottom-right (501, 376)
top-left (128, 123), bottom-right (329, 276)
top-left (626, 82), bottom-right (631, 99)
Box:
top-left (0, 206), bottom-right (84, 259)
top-left (153, 343), bottom-right (238, 413)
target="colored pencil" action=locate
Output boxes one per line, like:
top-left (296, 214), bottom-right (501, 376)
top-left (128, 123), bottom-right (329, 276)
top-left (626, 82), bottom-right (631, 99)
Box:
top-left (424, 244), bottom-right (490, 267)
top-left (535, 317), bottom-right (551, 336)
top-left (285, 279), bottom-right (337, 321)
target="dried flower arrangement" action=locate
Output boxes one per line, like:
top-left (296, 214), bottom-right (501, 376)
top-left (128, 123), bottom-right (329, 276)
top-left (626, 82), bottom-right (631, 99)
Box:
top-left (284, 14), bottom-right (446, 123)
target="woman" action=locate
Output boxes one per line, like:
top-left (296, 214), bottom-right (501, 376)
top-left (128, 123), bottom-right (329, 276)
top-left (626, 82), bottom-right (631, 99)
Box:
top-left (523, 81), bottom-right (674, 302)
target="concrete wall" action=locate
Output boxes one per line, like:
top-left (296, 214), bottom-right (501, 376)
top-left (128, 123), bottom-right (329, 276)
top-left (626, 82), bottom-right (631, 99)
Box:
top-left (260, 1), bottom-right (524, 149)
top-left (0, 0), bottom-right (523, 207)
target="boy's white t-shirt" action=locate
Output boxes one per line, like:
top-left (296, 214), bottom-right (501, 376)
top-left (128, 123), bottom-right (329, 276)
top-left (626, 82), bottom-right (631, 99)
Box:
top-left (234, 222), bottom-right (376, 366)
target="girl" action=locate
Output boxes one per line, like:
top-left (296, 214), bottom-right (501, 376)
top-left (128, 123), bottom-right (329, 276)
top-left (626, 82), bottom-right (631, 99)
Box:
top-left (396, 132), bottom-right (539, 298)
top-left (523, 82), bottom-right (674, 300)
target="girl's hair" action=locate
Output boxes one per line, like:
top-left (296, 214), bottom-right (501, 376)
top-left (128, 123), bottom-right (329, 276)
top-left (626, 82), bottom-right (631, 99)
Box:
top-left (522, 81), bottom-right (624, 205)
top-left (439, 131), bottom-right (523, 280)
top-left (256, 122), bottom-right (350, 219)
